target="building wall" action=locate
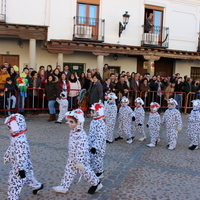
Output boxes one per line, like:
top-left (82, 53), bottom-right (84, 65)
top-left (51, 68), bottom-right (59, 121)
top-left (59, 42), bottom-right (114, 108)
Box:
top-left (3, 0), bottom-right (200, 51)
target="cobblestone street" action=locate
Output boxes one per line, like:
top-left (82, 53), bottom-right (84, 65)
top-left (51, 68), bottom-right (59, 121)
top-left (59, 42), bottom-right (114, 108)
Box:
top-left (0, 113), bottom-right (200, 200)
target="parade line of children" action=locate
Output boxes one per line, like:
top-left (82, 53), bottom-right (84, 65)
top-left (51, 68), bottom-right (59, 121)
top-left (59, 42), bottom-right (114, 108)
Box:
top-left (2, 91), bottom-right (200, 199)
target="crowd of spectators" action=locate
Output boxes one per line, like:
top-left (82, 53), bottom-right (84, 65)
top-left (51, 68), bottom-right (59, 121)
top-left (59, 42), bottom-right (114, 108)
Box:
top-left (0, 62), bottom-right (199, 117)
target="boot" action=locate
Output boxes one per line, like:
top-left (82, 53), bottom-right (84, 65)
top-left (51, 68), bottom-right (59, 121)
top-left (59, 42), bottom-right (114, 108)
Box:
top-left (47, 114), bottom-right (54, 122)
top-left (52, 114), bottom-right (56, 121)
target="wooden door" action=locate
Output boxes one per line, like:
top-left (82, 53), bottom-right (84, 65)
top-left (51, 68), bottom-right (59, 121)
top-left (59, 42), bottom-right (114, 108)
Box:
top-left (0, 55), bottom-right (19, 69)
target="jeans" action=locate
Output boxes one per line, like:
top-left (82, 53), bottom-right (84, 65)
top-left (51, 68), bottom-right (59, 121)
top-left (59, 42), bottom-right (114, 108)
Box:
top-left (174, 93), bottom-right (183, 111)
top-left (48, 100), bottom-right (56, 114)
top-left (7, 95), bottom-right (16, 115)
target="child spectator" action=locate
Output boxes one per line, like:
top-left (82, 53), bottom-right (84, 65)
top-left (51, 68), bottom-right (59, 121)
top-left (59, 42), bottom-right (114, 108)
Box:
top-left (115, 96), bottom-right (135, 144)
top-left (104, 92), bottom-right (118, 143)
top-left (187, 99), bottom-right (200, 150)
top-left (132, 97), bottom-right (146, 141)
top-left (88, 102), bottom-right (106, 178)
top-left (55, 91), bottom-right (68, 124)
top-left (52, 109), bottom-right (103, 194)
top-left (162, 98), bottom-right (182, 150)
top-left (4, 113), bottom-right (43, 200)
top-left (0, 90), bottom-right (7, 117)
top-left (4, 77), bottom-right (16, 115)
top-left (146, 102), bottom-right (161, 147)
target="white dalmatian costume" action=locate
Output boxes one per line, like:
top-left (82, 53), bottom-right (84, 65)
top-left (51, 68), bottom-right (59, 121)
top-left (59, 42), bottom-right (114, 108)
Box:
top-left (146, 102), bottom-right (161, 147)
top-left (52, 109), bottom-right (102, 194)
top-left (104, 92), bottom-right (118, 143)
top-left (116, 97), bottom-right (135, 144)
top-left (56, 92), bottom-right (69, 123)
top-left (187, 99), bottom-right (200, 150)
top-left (162, 98), bottom-right (182, 150)
top-left (4, 113), bottom-right (43, 200)
top-left (88, 102), bottom-right (106, 177)
top-left (132, 97), bottom-right (146, 141)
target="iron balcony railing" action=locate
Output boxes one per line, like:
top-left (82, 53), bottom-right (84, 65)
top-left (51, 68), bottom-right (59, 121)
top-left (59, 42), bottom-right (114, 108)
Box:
top-left (197, 32), bottom-right (200, 52)
top-left (141, 25), bottom-right (169, 48)
top-left (73, 16), bottom-right (105, 42)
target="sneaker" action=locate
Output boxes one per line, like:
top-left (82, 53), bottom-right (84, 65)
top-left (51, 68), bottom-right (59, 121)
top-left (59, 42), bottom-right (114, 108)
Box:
top-left (168, 146), bottom-right (175, 150)
top-left (52, 186), bottom-right (68, 194)
top-left (115, 136), bottom-right (123, 141)
top-left (126, 138), bottom-right (133, 144)
top-left (88, 182), bottom-right (103, 194)
top-left (189, 145), bottom-right (198, 150)
top-left (155, 138), bottom-right (161, 145)
top-left (139, 137), bottom-right (146, 142)
top-left (106, 140), bottom-right (113, 144)
top-left (146, 143), bottom-right (155, 147)
top-left (96, 172), bottom-right (104, 179)
top-left (33, 184), bottom-right (44, 195)
top-left (55, 121), bottom-right (62, 124)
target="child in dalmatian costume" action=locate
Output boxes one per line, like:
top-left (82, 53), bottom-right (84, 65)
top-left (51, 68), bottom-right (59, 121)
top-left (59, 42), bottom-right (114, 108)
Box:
top-left (4, 113), bottom-right (43, 200)
top-left (52, 109), bottom-right (103, 194)
top-left (55, 91), bottom-right (68, 124)
top-left (146, 102), bottom-right (161, 147)
top-left (104, 92), bottom-right (118, 143)
top-left (132, 97), bottom-right (146, 141)
top-left (162, 98), bottom-right (182, 150)
top-left (115, 96), bottom-right (135, 144)
top-left (88, 102), bottom-right (106, 178)
top-left (187, 99), bottom-right (200, 150)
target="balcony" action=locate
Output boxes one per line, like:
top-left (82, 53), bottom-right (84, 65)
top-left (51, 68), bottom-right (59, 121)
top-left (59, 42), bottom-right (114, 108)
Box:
top-left (197, 32), bottom-right (200, 52)
top-left (141, 25), bottom-right (169, 48)
top-left (73, 16), bottom-right (105, 42)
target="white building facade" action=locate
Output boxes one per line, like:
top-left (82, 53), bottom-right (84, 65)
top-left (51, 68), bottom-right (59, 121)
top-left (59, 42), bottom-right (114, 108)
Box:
top-left (1, 0), bottom-right (200, 78)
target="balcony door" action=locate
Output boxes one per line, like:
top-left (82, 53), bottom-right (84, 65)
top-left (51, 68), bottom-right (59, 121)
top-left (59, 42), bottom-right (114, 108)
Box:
top-left (77, 3), bottom-right (99, 40)
top-left (144, 5), bottom-right (164, 47)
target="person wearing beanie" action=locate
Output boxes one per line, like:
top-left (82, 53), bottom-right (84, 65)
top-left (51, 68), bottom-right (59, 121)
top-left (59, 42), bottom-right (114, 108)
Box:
top-left (88, 102), bottom-right (106, 178)
top-left (146, 102), bottom-right (161, 147)
top-left (162, 98), bottom-right (182, 150)
top-left (55, 91), bottom-right (68, 124)
top-left (187, 99), bottom-right (200, 150)
top-left (4, 113), bottom-right (43, 200)
top-left (115, 96), bottom-right (135, 144)
top-left (52, 109), bottom-right (103, 194)
top-left (132, 97), bottom-right (146, 141)
top-left (104, 92), bottom-right (118, 143)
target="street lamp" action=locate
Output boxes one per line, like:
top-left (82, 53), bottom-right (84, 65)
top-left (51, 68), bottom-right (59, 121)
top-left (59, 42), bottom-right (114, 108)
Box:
top-left (119, 11), bottom-right (130, 37)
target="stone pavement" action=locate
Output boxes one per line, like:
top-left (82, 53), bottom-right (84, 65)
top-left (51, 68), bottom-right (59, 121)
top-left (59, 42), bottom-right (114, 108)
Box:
top-left (0, 113), bottom-right (200, 200)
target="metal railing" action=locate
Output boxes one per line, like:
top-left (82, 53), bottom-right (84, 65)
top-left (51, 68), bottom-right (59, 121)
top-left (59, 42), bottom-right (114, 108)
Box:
top-left (73, 16), bottom-right (105, 42)
top-left (141, 25), bottom-right (169, 48)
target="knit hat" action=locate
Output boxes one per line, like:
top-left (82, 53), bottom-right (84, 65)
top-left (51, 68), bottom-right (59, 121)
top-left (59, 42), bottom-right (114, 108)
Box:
top-left (60, 91), bottom-right (67, 98)
top-left (135, 97), bottom-right (144, 105)
top-left (4, 113), bottom-right (26, 133)
top-left (107, 92), bottom-right (117, 103)
top-left (191, 99), bottom-right (200, 110)
top-left (121, 96), bottom-right (129, 105)
top-left (65, 109), bottom-right (85, 129)
top-left (150, 102), bottom-right (160, 112)
top-left (90, 102), bottom-right (104, 117)
top-left (167, 98), bottom-right (178, 107)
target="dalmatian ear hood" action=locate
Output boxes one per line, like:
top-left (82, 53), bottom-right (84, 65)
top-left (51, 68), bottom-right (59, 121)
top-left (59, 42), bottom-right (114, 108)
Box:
top-left (192, 99), bottom-right (200, 110)
top-left (121, 96), bottom-right (129, 105)
top-left (90, 102), bottom-right (104, 117)
top-left (4, 113), bottom-right (26, 133)
top-left (135, 97), bottom-right (144, 105)
top-left (60, 91), bottom-right (67, 98)
top-left (107, 92), bottom-right (117, 103)
top-left (150, 102), bottom-right (160, 112)
top-left (167, 98), bottom-right (178, 107)
top-left (65, 108), bottom-right (85, 129)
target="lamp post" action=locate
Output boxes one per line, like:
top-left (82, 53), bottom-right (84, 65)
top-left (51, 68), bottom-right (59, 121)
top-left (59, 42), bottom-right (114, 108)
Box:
top-left (119, 11), bottom-right (130, 37)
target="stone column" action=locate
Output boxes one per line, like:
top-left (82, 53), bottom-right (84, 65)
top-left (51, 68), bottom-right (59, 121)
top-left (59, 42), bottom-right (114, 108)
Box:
top-left (93, 52), bottom-right (109, 78)
top-left (143, 55), bottom-right (160, 77)
top-left (29, 39), bottom-right (36, 69)
top-left (58, 53), bottom-right (63, 68)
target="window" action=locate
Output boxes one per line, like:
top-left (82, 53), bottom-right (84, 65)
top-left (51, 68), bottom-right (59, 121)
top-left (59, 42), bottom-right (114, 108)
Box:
top-left (191, 67), bottom-right (200, 79)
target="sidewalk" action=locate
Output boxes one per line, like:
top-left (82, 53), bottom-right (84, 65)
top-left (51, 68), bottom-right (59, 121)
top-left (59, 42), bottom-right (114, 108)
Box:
top-left (0, 113), bottom-right (200, 200)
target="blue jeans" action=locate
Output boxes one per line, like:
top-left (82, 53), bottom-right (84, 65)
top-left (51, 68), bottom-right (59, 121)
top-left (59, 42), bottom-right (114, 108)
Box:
top-left (48, 100), bottom-right (56, 114)
top-left (174, 93), bottom-right (183, 111)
